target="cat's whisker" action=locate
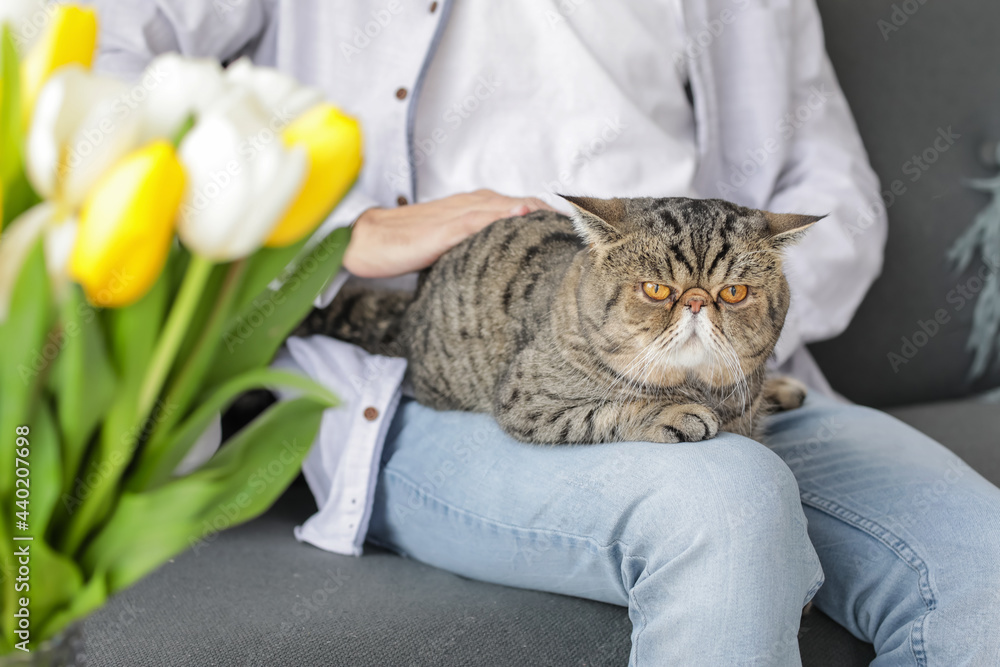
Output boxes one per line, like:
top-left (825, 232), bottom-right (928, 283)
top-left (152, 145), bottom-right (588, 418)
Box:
top-left (605, 347), bottom-right (654, 432)
top-left (705, 325), bottom-right (750, 416)
top-left (601, 326), bottom-right (678, 404)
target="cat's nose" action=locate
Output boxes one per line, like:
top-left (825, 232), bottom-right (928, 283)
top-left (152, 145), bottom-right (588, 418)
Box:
top-left (684, 295), bottom-right (706, 314)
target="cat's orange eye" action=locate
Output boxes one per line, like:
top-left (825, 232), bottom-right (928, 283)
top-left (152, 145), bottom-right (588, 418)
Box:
top-left (642, 282), bottom-right (671, 301)
top-left (719, 285), bottom-right (749, 304)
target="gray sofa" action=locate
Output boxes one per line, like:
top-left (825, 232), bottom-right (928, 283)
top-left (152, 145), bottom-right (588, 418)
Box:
top-left (84, 1), bottom-right (1000, 665)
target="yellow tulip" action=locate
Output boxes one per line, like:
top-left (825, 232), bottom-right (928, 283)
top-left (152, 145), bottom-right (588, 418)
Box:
top-left (265, 104), bottom-right (363, 248)
top-left (69, 141), bottom-right (185, 308)
top-left (21, 4), bottom-right (98, 123)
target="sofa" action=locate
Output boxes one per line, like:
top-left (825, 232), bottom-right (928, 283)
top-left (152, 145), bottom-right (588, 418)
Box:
top-left (83, 0), bottom-right (1000, 665)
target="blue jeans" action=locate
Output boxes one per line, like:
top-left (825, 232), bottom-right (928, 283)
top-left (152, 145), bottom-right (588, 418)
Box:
top-left (367, 396), bottom-right (1000, 666)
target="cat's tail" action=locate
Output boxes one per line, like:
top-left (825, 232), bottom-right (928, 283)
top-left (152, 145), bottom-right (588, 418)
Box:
top-left (293, 286), bottom-right (414, 357)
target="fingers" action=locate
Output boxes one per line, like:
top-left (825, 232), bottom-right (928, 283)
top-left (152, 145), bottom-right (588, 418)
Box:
top-left (506, 197), bottom-right (555, 217)
top-left (522, 197), bottom-right (555, 212)
top-left (459, 209), bottom-right (502, 235)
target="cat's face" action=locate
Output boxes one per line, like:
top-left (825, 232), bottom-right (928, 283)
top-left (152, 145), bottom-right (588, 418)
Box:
top-left (563, 196), bottom-right (819, 394)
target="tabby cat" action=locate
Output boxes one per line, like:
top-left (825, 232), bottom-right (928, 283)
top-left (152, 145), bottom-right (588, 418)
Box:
top-left (297, 196), bottom-right (819, 444)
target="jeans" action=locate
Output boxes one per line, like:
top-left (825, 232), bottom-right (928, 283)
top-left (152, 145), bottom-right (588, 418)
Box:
top-left (366, 395), bottom-right (1000, 666)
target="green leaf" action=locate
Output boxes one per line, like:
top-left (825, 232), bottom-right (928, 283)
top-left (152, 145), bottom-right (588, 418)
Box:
top-left (131, 368), bottom-right (337, 491)
top-left (0, 240), bottom-right (54, 503)
top-left (35, 563), bottom-right (97, 644)
top-left (28, 397), bottom-right (62, 537)
top-left (56, 385), bottom-right (141, 557)
top-left (19, 402), bottom-right (84, 647)
top-left (1, 26), bottom-right (22, 188)
top-left (2, 169), bottom-right (42, 228)
top-left (231, 237), bottom-right (309, 316)
top-left (56, 259), bottom-right (176, 555)
top-left (0, 226), bottom-right (52, 652)
top-left (50, 286), bottom-right (117, 496)
top-left (81, 396), bottom-right (328, 595)
top-left (171, 261), bottom-right (227, 375)
top-left (134, 258), bottom-right (245, 477)
top-left (204, 227), bottom-right (350, 387)
top-left (0, 26), bottom-right (40, 229)
top-left (105, 262), bottom-right (170, 388)
top-left (26, 541), bottom-right (85, 647)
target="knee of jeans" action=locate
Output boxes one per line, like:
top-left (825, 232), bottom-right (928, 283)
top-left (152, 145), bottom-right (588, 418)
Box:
top-left (896, 534), bottom-right (1000, 663)
top-left (630, 438), bottom-right (810, 555)
top-left (937, 521), bottom-right (1000, 623)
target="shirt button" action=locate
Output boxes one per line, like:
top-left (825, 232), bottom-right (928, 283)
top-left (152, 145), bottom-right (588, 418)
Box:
top-left (395, 87), bottom-right (408, 100)
top-left (363, 406), bottom-right (379, 421)
top-left (396, 195), bottom-right (409, 206)
top-left (429, 1), bottom-right (439, 12)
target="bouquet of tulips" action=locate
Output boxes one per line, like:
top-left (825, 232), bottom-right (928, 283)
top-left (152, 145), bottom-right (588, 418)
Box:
top-left (0, 3), bottom-right (360, 654)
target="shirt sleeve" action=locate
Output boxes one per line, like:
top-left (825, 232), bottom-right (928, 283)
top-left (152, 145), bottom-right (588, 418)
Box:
top-left (85, 0), bottom-right (271, 77)
top-left (766, 0), bottom-right (888, 365)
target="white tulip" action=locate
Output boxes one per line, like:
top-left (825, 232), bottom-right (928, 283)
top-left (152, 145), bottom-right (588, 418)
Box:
top-left (137, 53), bottom-right (233, 143)
top-left (225, 57), bottom-right (324, 122)
top-left (177, 88), bottom-right (307, 261)
top-left (26, 66), bottom-right (142, 209)
top-left (0, 203), bottom-right (77, 322)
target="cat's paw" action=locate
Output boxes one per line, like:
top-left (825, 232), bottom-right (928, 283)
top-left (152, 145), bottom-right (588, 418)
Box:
top-left (654, 404), bottom-right (720, 443)
top-left (763, 375), bottom-right (808, 411)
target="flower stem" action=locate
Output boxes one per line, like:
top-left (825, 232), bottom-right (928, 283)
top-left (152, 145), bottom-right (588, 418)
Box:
top-left (137, 255), bottom-right (213, 423)
top-left (171, 113), bottom-right (195, 148)
top-left (129, 258), bottom-right (248, 490)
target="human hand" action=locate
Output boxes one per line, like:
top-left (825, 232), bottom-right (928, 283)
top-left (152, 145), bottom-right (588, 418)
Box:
top-left (342, 189), bottom-right (554, 278)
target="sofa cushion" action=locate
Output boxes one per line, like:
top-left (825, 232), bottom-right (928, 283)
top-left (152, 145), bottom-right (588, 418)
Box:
top-left (82, 481), bottom-right (633, 667)
top-left (809, 0), bottom-right (1000, 406)
top-left (887, 396), bottom-right (1000, 484)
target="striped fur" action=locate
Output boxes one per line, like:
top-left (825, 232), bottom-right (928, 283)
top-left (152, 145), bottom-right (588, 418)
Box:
top-left (299, 196), bottom-right (819, 444)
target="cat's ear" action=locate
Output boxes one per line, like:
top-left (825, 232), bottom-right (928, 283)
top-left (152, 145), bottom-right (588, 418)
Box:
top-left (560, 195), bottom-right (626, 247)
top-left (764, 212), bottom-right (825, 248)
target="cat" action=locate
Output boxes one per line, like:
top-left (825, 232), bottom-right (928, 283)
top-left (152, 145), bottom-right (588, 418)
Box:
top-left (296, 196), bottom-right (818, 444)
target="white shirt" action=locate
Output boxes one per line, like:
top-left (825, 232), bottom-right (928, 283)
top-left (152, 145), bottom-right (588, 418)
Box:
top-left (413, 0), bottom-right (697, 206)
top-left (91, 0), bottom-right (887, 556)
